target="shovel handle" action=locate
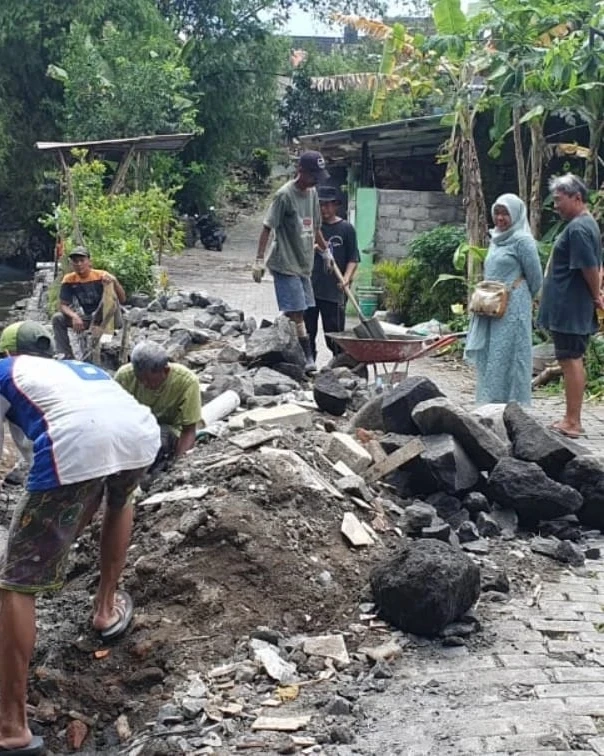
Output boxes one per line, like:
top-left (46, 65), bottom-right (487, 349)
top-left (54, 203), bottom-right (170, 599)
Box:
top-left (330, 262), bottom-right (366, 322)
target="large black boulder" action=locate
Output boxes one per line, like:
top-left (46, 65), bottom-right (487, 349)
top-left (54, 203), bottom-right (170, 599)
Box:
top-left (313, 369), bottom-right (351, 416)
top-left (370, 539), bottom-right (480, 637)
top-left (412, 397), bottom-right (508, 471)
top-left (488, 457), bottom-right (583, 524)
top-left (244, 316), bottom-right (305, 369)
top-left (562, 455), bottom-right (604, 529)
top-left (381, 376), bottom-right (444, 435)
top-left (503, 402), bottom-right (577, 479)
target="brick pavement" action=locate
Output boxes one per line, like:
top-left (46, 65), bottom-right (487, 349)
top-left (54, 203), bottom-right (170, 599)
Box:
top-left (166, 221), bottom-right (604, 756)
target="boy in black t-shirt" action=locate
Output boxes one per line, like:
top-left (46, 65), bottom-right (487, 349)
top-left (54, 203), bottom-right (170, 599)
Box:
top-left (304, 186), bottom-right (360, 359)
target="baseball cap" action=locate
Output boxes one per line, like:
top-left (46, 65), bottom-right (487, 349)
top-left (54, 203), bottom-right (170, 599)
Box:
top-left (69, 245), bottom-right (90, 258)
top-left (317, 185), bottom-right (339, 203)
top-left (298, 151), bottom-right (330, 181)
top-left (0, 321), bottom-right (55, 358)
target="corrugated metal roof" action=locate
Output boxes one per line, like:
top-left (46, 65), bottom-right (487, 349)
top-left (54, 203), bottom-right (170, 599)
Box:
top-left (298, 115), bottom-right (450, 164)
top-left (36, 133), bottom-right (194, 154)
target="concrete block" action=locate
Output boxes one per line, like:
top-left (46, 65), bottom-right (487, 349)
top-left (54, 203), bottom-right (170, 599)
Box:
top-left (564, 697), bottom-right (604, 716)
top-left (389, 217), bottom-right (415, 232)
top-left (552, 667), bottom-right (604, 683)
top-left (400, 205), bottom-right (429, 221)
top-left (324, 431), bottom-right (372, 473)
top-left (513, 715), bottom-right (596, 735)
top-left (240, 403), bottom-right (312, 430)
top-left (414, 220), bottom-right (440, 232)
top-left (377, 203), bottom-right (400, 218)
top-left (375, 229), bottom-right (399, 243)
top-left (530, 619), bottom-right (594, 633)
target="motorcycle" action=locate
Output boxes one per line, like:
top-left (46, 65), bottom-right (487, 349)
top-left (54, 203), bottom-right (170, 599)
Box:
top-left (196, 206), bottom-right (227, 251)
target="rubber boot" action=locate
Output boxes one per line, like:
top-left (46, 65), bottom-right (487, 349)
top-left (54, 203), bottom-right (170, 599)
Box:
top-left (298, 336), bottom-right (317, 374)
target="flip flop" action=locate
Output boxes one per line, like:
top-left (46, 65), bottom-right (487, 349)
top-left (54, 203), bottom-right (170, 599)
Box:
top-left (98, 590), bottom-right (134, 641)
top-left (548, 424), bottom-right (586, 440)
top-left (0, 736), bottom-right (45, 755)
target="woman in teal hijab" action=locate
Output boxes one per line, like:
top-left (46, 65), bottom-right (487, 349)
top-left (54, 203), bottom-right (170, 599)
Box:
top-left (464, 193), bottom-right (543, 404)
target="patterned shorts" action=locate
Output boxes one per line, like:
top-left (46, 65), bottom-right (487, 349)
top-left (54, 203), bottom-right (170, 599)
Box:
top-left (0, 467), bottom-right (145, 594)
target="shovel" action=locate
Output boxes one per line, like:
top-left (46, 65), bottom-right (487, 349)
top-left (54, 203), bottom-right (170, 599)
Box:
top-left (330, 262), bottom-right (387, 340)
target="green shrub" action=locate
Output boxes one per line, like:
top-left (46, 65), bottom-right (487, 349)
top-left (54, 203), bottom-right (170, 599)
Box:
top-left (41, 151), bottom-right (183, 298)
top-left (375, 225), bottom-right (467, 326)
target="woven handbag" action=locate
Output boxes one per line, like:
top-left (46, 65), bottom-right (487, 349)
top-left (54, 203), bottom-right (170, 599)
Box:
top-left (469, 277), bottom-right (523, 319)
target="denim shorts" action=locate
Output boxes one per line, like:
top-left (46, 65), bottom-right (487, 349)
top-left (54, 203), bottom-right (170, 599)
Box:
top-left (0, 467), bottom-right (145, 593)
top-left (272, 271), bottom-right (315, 313)
top-left (551, 331), bottom-right (590, 360)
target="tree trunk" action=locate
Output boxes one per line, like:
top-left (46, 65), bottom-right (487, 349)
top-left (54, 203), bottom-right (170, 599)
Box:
top-left (585, 121), bottom-right (604, 189)
top-left (461, 107), bottom-right (488, 295)
top-left (529, 120), bottom-right (545, 239)
top-left (513, 107), bottom-right (528, 205)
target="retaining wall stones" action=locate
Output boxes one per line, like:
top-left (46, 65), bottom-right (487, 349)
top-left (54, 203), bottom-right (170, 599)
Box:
top-left (374, 189), bottom-right (465, 259)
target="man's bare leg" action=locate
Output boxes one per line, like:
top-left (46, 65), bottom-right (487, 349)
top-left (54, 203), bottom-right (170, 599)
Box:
top-left (92, 504), bottom-right (133, 631)
top-left (554, 357), bottom-right (586, 435)
top-left (0, 589), bottom-right (36, 749)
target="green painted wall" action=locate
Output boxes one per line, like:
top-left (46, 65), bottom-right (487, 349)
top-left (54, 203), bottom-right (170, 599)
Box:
top-left (353, 187), bottom-right (378, 289)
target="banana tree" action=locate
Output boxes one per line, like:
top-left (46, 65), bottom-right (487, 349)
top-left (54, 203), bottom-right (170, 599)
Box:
top-left (311, 0), bottom-right (490, 278)
top-left (484, 0), bottom-right (595, 234)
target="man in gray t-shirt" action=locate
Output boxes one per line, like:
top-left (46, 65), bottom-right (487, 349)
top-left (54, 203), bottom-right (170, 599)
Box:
top-left (538, 173), bottom-right (604, 439)
top-left (253, 151), bottom-right (331, 373)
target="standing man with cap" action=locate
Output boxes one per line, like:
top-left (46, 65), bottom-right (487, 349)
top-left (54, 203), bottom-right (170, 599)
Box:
top-left (252, 151), bottom-right (333, 373)
top-left (0, 321), bottom-right (160, 756)
top-left (51, 245), bottom-right (126, 359)
top-left (304, 186), bottom-right (359, 361)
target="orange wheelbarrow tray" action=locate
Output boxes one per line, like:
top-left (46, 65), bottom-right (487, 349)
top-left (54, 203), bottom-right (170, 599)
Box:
top-left (327, 331), bottom-right (466, 383)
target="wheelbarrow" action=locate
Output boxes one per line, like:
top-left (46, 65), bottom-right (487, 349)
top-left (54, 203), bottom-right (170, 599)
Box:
top-left (327, 331), bottom-right (465, 385)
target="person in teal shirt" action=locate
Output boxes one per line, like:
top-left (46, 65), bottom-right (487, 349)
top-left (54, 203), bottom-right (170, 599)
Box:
top-left (464, 193), bottom-right (543, 405)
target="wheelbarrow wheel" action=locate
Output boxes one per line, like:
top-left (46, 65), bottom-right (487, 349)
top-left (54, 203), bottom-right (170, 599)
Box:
top-left (327, 352), bottom-right (369, 381)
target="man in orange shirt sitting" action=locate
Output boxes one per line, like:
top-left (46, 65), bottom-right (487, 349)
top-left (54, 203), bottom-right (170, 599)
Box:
top-left (51, 246), bottom-right (126, 359)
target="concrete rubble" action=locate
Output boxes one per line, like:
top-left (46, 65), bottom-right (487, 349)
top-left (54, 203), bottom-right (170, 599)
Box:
top-left (5, 286), bottom-right (604, 755)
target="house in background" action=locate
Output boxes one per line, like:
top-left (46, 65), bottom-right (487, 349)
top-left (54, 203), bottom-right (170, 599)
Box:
top-left (298, 115), bottom-right (465, 284)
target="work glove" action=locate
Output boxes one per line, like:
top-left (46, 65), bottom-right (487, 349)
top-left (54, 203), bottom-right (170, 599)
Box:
top-left (252, 258), bottom-right (265, 283)
top-left (319, 245), bottom-right (335, 274)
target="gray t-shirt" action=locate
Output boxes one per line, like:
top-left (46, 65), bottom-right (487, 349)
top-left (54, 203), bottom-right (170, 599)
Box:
top-left (538, 213), bottom-right (602, 335)
top-left (264, 180), bottom-right (321, 277)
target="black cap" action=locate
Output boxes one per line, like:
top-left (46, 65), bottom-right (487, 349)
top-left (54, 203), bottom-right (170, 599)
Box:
top-left (317, 185), bottom-right (340, 203)
top-left (69, 245), bottom-right (90, 258)
top-left (298, 151), bottom-right (330, 181)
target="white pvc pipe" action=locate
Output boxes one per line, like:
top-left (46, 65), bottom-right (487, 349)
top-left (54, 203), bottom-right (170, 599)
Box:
top-left (201, 390), bottom-right (241, 425)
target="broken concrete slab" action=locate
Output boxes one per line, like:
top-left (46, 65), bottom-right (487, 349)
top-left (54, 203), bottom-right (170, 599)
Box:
top-left (239, 404), bottom-right (313, 430)
top-left (370, 539), bottom-right (480, 637)
top-left (302, 634), bottom-right (350, 666)
top-left (381, 376), bottom-right (444, 435)
top-left (412, 397), bottom-right (508, 471)
top-left (335, 475), bottom-right (372, 501)
top-left (141, 486), bottom-right (209, 507)
top-left (229, 428), bottom-right (283, 450)
top-left (251, 715), bottom-right (312, 732)
top-left (324, 432), bottom-right (373, 473)
top-left (250, 639), bottom-right (298, 684)
top-left (488, 457), bottom-right (583, 523)
top-left (333, 460), bottom-right (356, 477)
top-left (341, 512), bottom-right (374, 547)
top-left (503, 402), bottom-right (577, 478)
top-left (261, 448), bottom-right (343, 499)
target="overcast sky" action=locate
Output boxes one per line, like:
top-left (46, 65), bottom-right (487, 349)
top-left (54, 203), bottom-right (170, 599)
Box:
top-left (282, 3), bottom-right (425, 36)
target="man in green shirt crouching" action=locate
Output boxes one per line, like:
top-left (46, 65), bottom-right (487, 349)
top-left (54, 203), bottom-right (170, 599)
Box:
top-left (115, 341), bottom-right (202, 462)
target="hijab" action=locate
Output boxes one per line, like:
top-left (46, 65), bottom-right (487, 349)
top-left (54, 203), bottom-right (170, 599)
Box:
top-left (490, 193), bottom-right (532, 246)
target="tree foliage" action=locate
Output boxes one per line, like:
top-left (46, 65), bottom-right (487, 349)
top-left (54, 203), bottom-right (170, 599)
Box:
top-left (51, 21), bottom-right (197, 140)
